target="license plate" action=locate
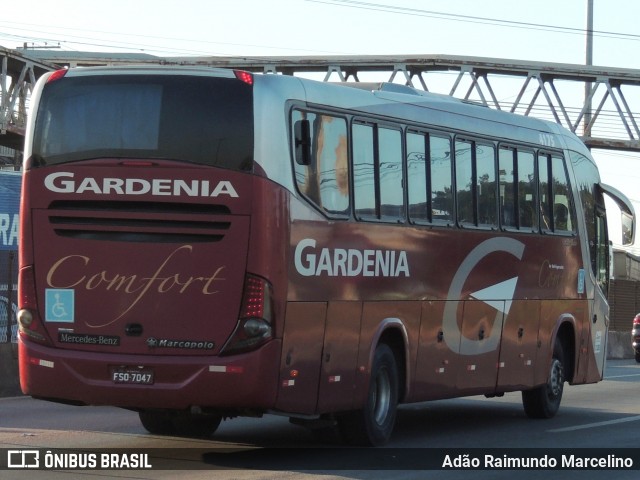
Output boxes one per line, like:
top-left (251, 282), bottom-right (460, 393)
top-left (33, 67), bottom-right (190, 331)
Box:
top-left (110, 367), bottom-right (154, 385)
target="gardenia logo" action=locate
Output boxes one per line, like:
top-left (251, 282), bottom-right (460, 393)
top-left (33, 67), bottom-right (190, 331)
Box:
top-left (43, 171), bottom-right (239, 198)
top-left (294, 238), bottom-right (410, 277)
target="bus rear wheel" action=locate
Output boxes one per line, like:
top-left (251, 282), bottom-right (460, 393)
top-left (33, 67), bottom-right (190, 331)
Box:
top-left (172, 411), bottom-right (222, 438)
top-left (338, 343), bottom-right (399, 446)
top-left (139, 409), bottom-right (222, 438)
top-left (522, 341), bottom-right (565, 419)
top-left (138, 410), bottom-right (175, 435)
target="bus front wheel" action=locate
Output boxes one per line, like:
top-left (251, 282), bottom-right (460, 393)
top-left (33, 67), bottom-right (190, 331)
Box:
top-left (522, 340), bottom-right (565, 419)
top-left (338, 343), bottom-right (399, 446)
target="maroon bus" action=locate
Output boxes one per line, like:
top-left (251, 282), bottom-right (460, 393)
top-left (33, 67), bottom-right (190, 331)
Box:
top-left (18, 66), bottom-right (634, 446)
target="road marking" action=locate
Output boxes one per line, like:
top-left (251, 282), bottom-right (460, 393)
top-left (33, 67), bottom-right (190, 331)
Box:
top-left (605, 373), bottom-right (640, 379)
top-left (548, 415), bottom-right (640, 433)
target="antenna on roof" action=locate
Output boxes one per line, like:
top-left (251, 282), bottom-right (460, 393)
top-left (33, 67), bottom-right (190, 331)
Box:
top-left (20, 42), bottom-right (61, 50)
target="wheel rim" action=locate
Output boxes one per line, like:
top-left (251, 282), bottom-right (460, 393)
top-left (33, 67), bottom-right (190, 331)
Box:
top-left (372, 366), bottom-right (392, 426)
top-left (548, 358), bottom-right (563, 398)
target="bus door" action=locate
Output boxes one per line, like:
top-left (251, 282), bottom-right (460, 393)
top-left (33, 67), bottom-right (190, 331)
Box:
top-left (316, 301), bottom-right (362, 413)
top-left (496, 300), bottom-right (540, 389)
top-left (587, 184), bottom-right (635, 382)
top-left (455, 299), bottom-right (504, 393)
top-left (413, 301), bottom-right (461, 400)
top-left (414, 299), bottom-right (504, 399)
top-left (275, 302), bottom-right (326, 414)
top-left (588, 205), bottom-right (610, 381)
top-left (275, 301), bottom-right (363, 415)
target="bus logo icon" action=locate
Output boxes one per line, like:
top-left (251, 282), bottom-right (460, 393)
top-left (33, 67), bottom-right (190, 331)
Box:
top-left (45, 289), bottom-right (75, 323)
top-left (8, 450), bottom-right (40, 468)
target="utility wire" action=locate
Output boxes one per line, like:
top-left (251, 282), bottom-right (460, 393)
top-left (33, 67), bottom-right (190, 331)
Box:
top-left (306, 0), bottom-right (640, 42)
top-left (4, 0), bottom-right (640, 57)
top-left (0, 18), bottom-right (346, 56)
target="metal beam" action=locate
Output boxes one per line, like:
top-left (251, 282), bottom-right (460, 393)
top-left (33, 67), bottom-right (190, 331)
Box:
top-left (0, 47), bottom-right (55, 150)
top-left (5, 49), bottom-right (640, 152)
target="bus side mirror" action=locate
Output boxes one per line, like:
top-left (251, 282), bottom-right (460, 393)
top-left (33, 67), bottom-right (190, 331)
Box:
top-left (294, 120), bottom-right (312, 166)
top-left (601, 183), bottom-right (635, 246)
top-left (621, 211), bottom-right (634, 246)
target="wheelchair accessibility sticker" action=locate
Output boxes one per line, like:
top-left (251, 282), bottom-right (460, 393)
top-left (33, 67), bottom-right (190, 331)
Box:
top-left (45, 289), bottom-right (75, 323)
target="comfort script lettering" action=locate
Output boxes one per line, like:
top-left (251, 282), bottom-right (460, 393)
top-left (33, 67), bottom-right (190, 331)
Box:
top-left (46, 245), bottom-right (225, 327)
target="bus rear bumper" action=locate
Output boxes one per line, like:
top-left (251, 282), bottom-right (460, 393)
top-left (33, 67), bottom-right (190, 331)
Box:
top-left (18, 337), bottom-right (282, 411)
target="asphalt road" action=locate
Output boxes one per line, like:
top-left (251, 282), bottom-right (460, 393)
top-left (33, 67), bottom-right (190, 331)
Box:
top-left (1, 359), bottom-right (639, 480)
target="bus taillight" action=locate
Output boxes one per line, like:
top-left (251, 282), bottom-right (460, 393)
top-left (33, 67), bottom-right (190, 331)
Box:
top-left (240, 275), bottom-right (271, 319)
top-left (46, 69), bottom-right (68, 83)
top-left (234, 70), bottom-right (254, 86)
top-left (220, 274), bottom-right (273, 355)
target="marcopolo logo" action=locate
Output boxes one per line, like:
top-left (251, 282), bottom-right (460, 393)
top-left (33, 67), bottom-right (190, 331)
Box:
top-left (146, 337), bottom-right (215, 350)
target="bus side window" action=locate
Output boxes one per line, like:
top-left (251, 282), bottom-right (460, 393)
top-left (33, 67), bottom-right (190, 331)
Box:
top-left (570, 151), bottom-right (598, 276)
top-left (538, 153), bottom-right (552, 232)
top-left (554, 203), bottom-right (569, 230)
top-left (292, 110), bottom-right (349, 217)
top-left (595, 206), bottom-right (609, 292)
top-left (517, 150), bottom-right (537, 232)
top-left (378, 127), bottom-right (405, 221)
top-left (499, 146), bottom-right (517, 229)
top-left (455, 139), bottom-right (474, 226)
top-left (431, 136), bottom-right (454, 224)
top-left (455, 139), bottom-right (497, 228)
top-left (353, 122), bottom-right (405, 223)
top-left (353, 122), bottom-right (377, 220)
top-left (551, 155), bottom-right (576, 234)
top-left (476, 143), bottom-right (497, 227)
top-left (407, 131), bottom-right (429, 223)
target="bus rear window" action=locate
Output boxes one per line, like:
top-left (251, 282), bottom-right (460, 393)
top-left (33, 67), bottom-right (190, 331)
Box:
top-left (32, 75), bottom-right (254, 171)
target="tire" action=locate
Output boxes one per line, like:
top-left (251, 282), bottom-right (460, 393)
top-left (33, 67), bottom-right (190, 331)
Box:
top-left (522, 341), bottom-right (565, 419)
top-left (139, 409), bottom-right (222, 438)
top-left (139, 410), bottom-right (175, 435)
top-left (172, 411), bottom-right (222, 438)
top-left (338, 343), bottom-right (399, 446)
top-left (635, 351), bottom-right (640, 364)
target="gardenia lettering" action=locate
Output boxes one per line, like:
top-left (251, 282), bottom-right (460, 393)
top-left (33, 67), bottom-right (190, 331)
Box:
top-left (294, 238), bottom-right (410, 277)
top-left (44, 171), bottom-right (239, 198)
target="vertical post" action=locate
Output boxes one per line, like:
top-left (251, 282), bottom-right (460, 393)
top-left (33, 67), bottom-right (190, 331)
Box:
top-left (7, 251), bottom-right (14, 343)
top-left (12, 150), bottom-right (22, 171)
top-left (584, 0), bottom-right (594, 138)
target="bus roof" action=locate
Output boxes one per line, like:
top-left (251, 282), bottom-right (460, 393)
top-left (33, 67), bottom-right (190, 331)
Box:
top-left (56, 65), bottom-right (239, 79)
top-left (50, 65), bottom-right (589, 156)
top-left (276, 73), bottom-right (581, 152)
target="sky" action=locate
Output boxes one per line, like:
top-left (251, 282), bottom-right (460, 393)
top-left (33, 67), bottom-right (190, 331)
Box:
top-left (1, 0), bottom-right (639, 244)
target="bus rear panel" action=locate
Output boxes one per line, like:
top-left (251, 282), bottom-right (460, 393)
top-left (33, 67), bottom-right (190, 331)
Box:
top-left (19, 68), bottom-right (284, 410)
